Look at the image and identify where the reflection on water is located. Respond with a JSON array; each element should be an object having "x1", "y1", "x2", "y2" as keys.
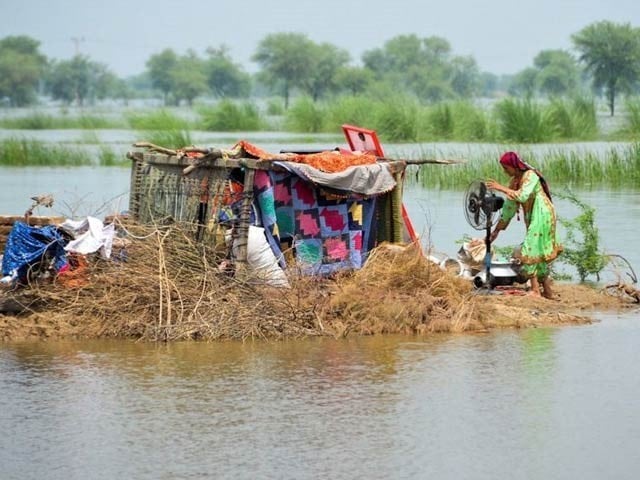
[{"x1": 2, "y1": 319, "x2": 640, "y2": 480}]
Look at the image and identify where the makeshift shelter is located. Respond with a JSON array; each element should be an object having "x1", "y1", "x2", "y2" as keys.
[{"x1": 126, "y1": 126, "x2": 412, "y2": 278}]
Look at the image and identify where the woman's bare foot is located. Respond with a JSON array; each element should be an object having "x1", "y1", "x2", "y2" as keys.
[
  {"x1": 529, "y1": 277, "x2": 542, "y2": 297},
  {"x1": 541, "y1": 276, "x2": 555, "y2": 299}
]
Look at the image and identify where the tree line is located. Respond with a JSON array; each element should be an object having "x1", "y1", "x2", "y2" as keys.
[{"x1": 1, "y1": 20, "x2": 639, "y2": 115}]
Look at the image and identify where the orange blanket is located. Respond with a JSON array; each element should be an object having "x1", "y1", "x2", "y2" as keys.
[{"x1": 236, "y1": 140, "x2": 377, "y2": 173}]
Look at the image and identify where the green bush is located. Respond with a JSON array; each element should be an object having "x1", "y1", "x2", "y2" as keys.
[
  {"x1": 0, "y1": 138, "x2": 91, "y2": 166},
  {"x1": 284, "y1": 97, "x2": 326, "y2": 133},
  {"x1": 494, "y1": 98, "x2": 555, "y2": 143},
  {"x1": 557, "y1": 192, "x2": 607, "y2": 281},
  {"x1": 197, "y1": 100, "x2": 263, "y2": 131},
  {"x1": 126, "y1": 109, "x2": 190, "y2": 131}
]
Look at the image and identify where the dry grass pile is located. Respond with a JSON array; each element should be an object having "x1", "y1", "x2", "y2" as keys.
[
  {"x1": 2, "y1": 226, "x2": 636, "y2": 342},
  {"x1": 326, "y1": 243, "x2": 482, "y2": 335},
  {"x1": 20, "y1": 223, "x2": 331, "y2": 341}
]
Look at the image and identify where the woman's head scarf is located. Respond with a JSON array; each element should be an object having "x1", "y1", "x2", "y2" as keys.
[{"x1": 499, "y1": 151, "x2": 552, "y2": 201}]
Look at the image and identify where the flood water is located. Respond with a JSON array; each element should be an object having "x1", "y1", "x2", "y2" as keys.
[
  {"x1": 2, "y1": 322, "x2": 640, "y2": 480},
  {"x1": 1, "y1": 133, "x2": 640, "y2": 479}
]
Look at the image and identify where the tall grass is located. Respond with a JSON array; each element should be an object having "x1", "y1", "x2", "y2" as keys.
[
  {"x1": 420, "y1": 103, "x2": 454, "y2": 140},
  {"x1": 0, "y1": 138, "x2": 92, "y2": 166},
  {"x1": 197, "y1": 100, "x2": 264, "y2": 131},
  {"x1": 265, "y1": 98, "x2": 285, "y2": 116},
  {"x1": 415, "y1": 143, "x2": 640, "y2": 189},
  {"x1": 623, "y1": 97, "x2": 640, "y2": 136},
  {"x1": 284, "y1": 97, "x2": 327, "y2": 133},
  {"x1": 0, "y1": 113, "x2": 119, "y2": 129},
  {"x1": 374, "y1": 96, "x2": 419, "y2": 142},
  {"x1": 126, "y1": 109, "x2": 191, "y2": 131},
  {"x1": 0, "y1": 96, "x2": 626, "y2": 142},
  {"x1": 125, "y1": 109, "x2": 193, "y2": 149},
  {"x1": 324, "y1": 94, "x2": 419, "y2": 141},
  {"x1": 98, "y1": 146, "x2": 128, "y2": 166},
  {"x1": 142, "y1": 130, "x2": 193, "y2": 149},
  {"x1": 546, "y1": 97, "x2": 597, "y2": 140},
  {"x1": 325, "y1": 96, "x2": 379, "y2": 133},
  {"x1": 494, "y1": 98, "x2": 555, "y2": 143}
]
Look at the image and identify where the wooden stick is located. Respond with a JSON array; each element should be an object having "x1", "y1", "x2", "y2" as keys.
[
  {"x1": 390, "y1": 158, "x2": 465, "y2": 165},
  {"x1": 132, "y1": 142, "x2": 178, "y2": 156}
]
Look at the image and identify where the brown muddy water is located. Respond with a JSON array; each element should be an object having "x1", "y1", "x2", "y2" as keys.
[
  {"x1": 2, "y1": 322, "x2": 640, "y2": 480},
  {"x1": 1, "y1": 137, "x2": 640, "y2": 479}
]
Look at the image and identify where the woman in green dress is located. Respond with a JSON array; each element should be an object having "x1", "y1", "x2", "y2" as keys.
[{"x1": 486, "y1": 151, "x2": 563, "y2": 299}]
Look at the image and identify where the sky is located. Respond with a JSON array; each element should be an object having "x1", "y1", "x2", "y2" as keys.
[{"x1": 1, "y1": 0, "x2": 639, "y2": 78}]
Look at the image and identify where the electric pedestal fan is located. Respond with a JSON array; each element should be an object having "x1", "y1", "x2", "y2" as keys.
[{"x1": 463, "y1": 181, "x2": 505, "y2": 290}]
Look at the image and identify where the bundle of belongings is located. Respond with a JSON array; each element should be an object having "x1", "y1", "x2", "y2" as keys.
[{"x1": 0, "y1": 215, "x2": 120, "y2": 290}]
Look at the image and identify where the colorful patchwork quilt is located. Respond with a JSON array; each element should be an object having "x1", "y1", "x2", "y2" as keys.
[{"x1": 254, "y1": 170, "x2": 377, "y2": 275}]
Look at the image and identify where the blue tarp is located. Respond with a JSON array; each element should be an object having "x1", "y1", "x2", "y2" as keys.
[{"x1": 1, "y1": 222, "x2": 67, "y2": 279}]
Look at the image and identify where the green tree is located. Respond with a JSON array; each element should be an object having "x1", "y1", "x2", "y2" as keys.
[
  {"x1": 146, "y1": 49, "x2": 179, "y2": 105},
  {"x1": 533, "y1": 49, "x2": 580, "y2": 97},
  {"x1": 572, "y1": 21, "x2": 640, "y2": 116},
  {"x1": 362, "y1": 34, "x2": 479, "y2": 102},
  {"x1": 46, "y1": 55, "x2": 114, "y2": 106},
  {"x1": 334, "y1": 66, "x2": 374, "y2": 95},
  {"x1": 449, "y1": 56, "x2": 480, "y2": 97},
  {"x1": 479, "y1": 72, "x2": 499, "y2": 97},
  {"x1": 406, "y1": 65, "x2": 454, "y2": 102},
  {"x1": 0, "y1": 35, "x2": 47, "y2": 106},
  {"x1": 171, "y1": 50, "x2": 208, "y2": 106},
  {"x1": 363, "y1": 34, "x2": 428, "y2": 75},
  {"x1": 301, "y1": 43, "x2": 350, "y2": 101},
  {"x1": 252, "y1": 32, "x2": 315, "y2": 109},
  {"x1": 509, "y1": 67, "x2": 538, "y2": 97},
  {"x1": 93, "y1": 65, "x2": 123, "y2": 101},
  {"x1": 205, "y1": 46, "x2": 251, "y2": 98}
]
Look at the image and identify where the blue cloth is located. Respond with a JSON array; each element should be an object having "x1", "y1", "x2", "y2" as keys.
[{"x1": 1, "y1": 222, "x2": 68, "y2": 278}]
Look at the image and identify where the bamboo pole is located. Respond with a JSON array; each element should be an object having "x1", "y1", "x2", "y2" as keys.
[{"x1": 391, "y1": 173, "x2": 404, "y2": 243}]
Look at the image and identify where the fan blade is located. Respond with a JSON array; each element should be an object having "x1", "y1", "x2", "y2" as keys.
[
  {"x1": 474, "y1": 206, "x2": 481, "y2": 226},
  {"x1": 468, "y1": 193, "x2": 479, "y2": 212}
]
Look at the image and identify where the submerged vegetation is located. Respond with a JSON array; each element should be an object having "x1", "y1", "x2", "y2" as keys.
[
  {"x1": 0, "y1": 113, "x2": 119, "y2": 130},
  {"x1": 1, "y1": 94, "x2": 639, "y2": 143},
  {"x1": 415, "y1": 143, "x2": 640, "y2": 189},
  {"x1": 0, "y1": 138, "x2": 125, "y2": 166}
]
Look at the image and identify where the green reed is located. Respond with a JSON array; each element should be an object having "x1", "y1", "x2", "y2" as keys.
[
  {"x1": 623, "y1": 98, "x2": 640, "y2": 136},
  {"x1": 546, "y1": 97, "x2": 597, "y2": 140},
  {"x1": 197, "y1": 100, "x2": 264, "y2": 131},
  {"x1": 265, "y1": 98, "x2": 285, "y2": 116},
  {"x1": 325, "y1": 96, "x2": 382, "y2": 134},
  {"x1": 494, "y1": 98, "x2": 556, "y2": 143},
  {"x1": 374, "y1": 97, "x2": 420, "y2": 142},
  {"x1": 0, "y1": 113, "x2": 119, "y2": 129},
  {"x1": 284, "y1": 97, "x2": 327, "y2": 133},
  {"x1": 141, "y1": 130, "x2": 193, "y2": 150},
  {"x1": 415, "y1": 143, "x2": 640, "y2": 189},
  {"x1": 419, "y1": 103, "x2": 454, "y2": 140},
  {"x1": 0, "y1": 138, "x2": 92, "y2": 166},
  {"x1": 126, "y1": 109, "x2": 191, "y2": 131},
  {"x1": 98, "y1": 146, "x2": 128, "y2": 166}
]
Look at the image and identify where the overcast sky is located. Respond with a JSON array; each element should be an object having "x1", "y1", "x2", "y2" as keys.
[{"x1": 2, "y1": 0, "x2": 639, "y2": 77}]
